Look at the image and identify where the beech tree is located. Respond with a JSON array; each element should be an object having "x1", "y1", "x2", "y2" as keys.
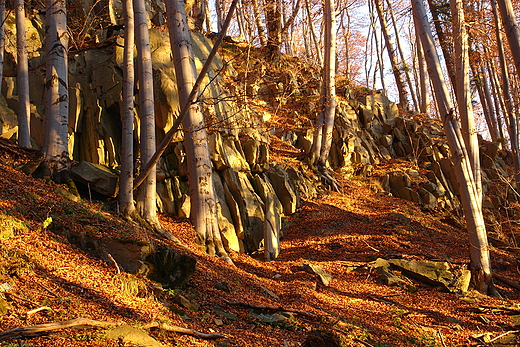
[
  {"x1": 134, "y1": 0, "x2": 158, "y2": 226},
  {"x1": 119, "y1": 0, "x2": 136, "y2": 218},
  {"x1": 412, "y1": 0, "x2": 495, "y2": 295},
  {"x1": 495, "y1": 0, "x2": 520, "y2": 192},
  {"x1": 15, "y1": 0, "x2": 30, "y2": 148},
  {"x1": 42, "y1": 0, "x2": 69, "y2": 180},
  {"x1": 165, "y1": 0, "x2": 232, "y2": 262},
  {"x1": 309, "y1": 0, "x2": 340, "y2": 192}
]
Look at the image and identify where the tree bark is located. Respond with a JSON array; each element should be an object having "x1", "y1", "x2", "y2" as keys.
[
  {"x1": 134, "y1": 0, "x2": 157, "y2": 223},
  {"x1": 416, "y1": 35, "x2": 430, "y2": 113},
  {"x1": 15, "y1": 0, "x2": 30, "y2": 148},
  {"x1": 119, "y1": 0, "x2": 136, "y2": 217},
  {"x1": 165, "y1": 0, "x2": 231, "y2": 262},
  {"x1": 494, "y1": 0, "x2": 520, "y2": 191},
  {"x1": 43, "y1": 0, "x2": 69, "y2": 180},
  {"x1": 0, "y1": 0, "x2": 5, "y2": 90},
  {"x1": 412, "y1": 0, "x2": 494, "y2": 295},
  {"x1": 451, "y1": 0, "x2": 481, "y2": 203},
  {"x1": 252, "y1": 0, "x2": 267, "y2": 46}
]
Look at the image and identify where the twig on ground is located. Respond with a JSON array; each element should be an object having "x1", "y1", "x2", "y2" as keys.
[
  {"x1": 362, "y1": 240, "x2": 380, "y2": 252},
  {"x1": 107, "y1": 253, "x2": 121, "y2": 274},
  {"x1": 438, "y1": 330, "x2": 447, "y2": 347},
  {"x1": 224, "y1": 300, "x2": 318, "y2": 318},
  {"x1": 143, "y1": 321, "x2": 224, "y2": 340},
  {"x1": 25, "y1": 306, "x2": 53, "y2": 318},
  {"x1": 0, "y1": 318, "x2": 118, "y2": 340}
]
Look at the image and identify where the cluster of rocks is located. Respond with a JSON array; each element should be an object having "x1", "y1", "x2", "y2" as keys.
[{"x1": 0, "y1": 5, "x2": 515, "y2": 262}]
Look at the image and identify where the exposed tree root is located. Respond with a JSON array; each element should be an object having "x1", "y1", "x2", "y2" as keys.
[
  {"x1": 143, "y1": 321, "x2": 225, "y2": 340},
  {"x1": 0, "y1": 318, "x2": 118, "y2": 340},
  {"x1": 317, "y1": 164, "x2": 341, "y2": 193}
]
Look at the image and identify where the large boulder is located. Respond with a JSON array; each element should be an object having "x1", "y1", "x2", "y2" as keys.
[{"x1": 71, "y1": 161, "x2": 119, "y2": 197}]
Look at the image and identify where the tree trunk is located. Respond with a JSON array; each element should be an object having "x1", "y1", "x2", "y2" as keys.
[
  {"x1": 165, "y1": 0, "x2": 231, "y2": 262},
  {"x1": 386, "y1": 0, "x2": 418, "y2": 111},
  {"x1": 412, "y1": 0, "x2": 495, "y2": 295},
  {"x1": 309, "y1": 0, "x2": 340, "y2": 192},
  {"x1": 373, "y1": 0, "x2": 409, "y2": 110},
  {"x1": 15, "y1": 0, "x2": 30, "y2": 148},
  {"x1": 119, "y1": 0, "x2": 136, "y2": 217},
  {"x1": 265, "y1": 0, "x2": 282, "y2": 52},
  {"x1": 0, "y1": 0, "x2": 5, "y2": 89},
  {"x1": 304, "y1": 0, "x2": 322, "y2": 65},
  {"x1": 494, "y1": 0, "x2": 520, "y2": 190},
  {"x1": 450, "y1": 0, "x2": 481, "y2": 203},
  {"x1": 43, "y1": 0, "x2": 69, "y2": 180},
  {"x1": 134, "y1": 0, "x2": 157, "y2": 224},
  {"x1": 252, "y1": 0, "x2": 267, "y2": 46},
  {"x1": 416, "y1": 35, "x2": 430, "y2": 113}
]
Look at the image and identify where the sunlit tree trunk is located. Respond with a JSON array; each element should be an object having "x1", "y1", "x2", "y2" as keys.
[
  {"x1": 451, "y1": 0, "x2": 481, "y2": 203},
  {"x1": 43, "y1": 0, "x2": 69, "y2": 180},
  {"x1": 386, "y1": 0, "x2": 418, "y2": 110},
  {"x1": 305, "y1": 0, "x2": 322, "y2": 65},
  {"x1": 0, "y1": 0, "x2": 5, "y2": 88},
  {"x1": 412, "y1": 0, "x2": 495, "y2": 295},
  {"x1": 309, "y1": 0, "x2": 340, "y2": 192},
  {"x1": 134, "y1": 0, "x2": 157, "y2": 224},
  {"x1": 119, "y1": 0, "x2": 136, "y2": 217},
  {"x1": 252, "y1": 0, "x2": 267, "y2": 46},
  {"x1": 493, "y1": 0, "x2": 520, "y2": 189},
  {"x1": 416, "y1": 35, "x2": 430, "y2": 113},
  {"x1": 165, "y1": 0, "x2": 231, "y2": 262},
  {"x1": 15, "y1": 0, "x2": 30, "y2": 148},
  {"x1": 373, "y1": 0, "x2": 409, "y2": 110},
  {"x1": 265, "y1": 0, "x2": 282, "y2": 52}
]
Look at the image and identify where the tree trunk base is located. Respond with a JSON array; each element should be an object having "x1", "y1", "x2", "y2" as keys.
[{"x1": 317, "y1": 165, "x2": 341, "y2": 192}]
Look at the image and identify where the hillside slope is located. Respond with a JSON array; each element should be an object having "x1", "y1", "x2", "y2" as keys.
[{"x1": 1, "y1": 135, "x2": 520, "y2": 347}]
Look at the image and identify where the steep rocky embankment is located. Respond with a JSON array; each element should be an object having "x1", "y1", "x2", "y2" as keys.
[{"x1": 1, "y1": 4, "x2": 520, "y2": 345}]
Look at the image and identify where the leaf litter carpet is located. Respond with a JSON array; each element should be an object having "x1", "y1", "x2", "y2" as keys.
[{"x1": 0, "y1": 138, "x2": 520, "y2": 346}]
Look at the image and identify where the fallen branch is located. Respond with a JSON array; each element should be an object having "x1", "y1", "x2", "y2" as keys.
[
  {"x1": 494, "y1": 274, "x2": 520, "y2": 291},
  {"x1": 224, "y1": 300, "x2": 318, "y2": 318},
  {"x1": 0, "y1": 318, "x2": 118, "y2": 340},
  {"x1": 143, "y1": 321, "x2": 224, "y2": 340}
]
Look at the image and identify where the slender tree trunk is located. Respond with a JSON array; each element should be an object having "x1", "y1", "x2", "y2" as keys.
[
  {"x1": 416, "y1": 35, "x2": 430, "y2": 113},
  {"x1": 265, "y1": 0, "x2": 282, "y2": 52},
  {"x1": 165, "y1": 0, "x2": 231, "y2": 262},
  {"x1": 0, "y1": 0, "x2": 5, "y2": 89},
  {"x1": 412, "y1": 0, "x2": 495, "y2": 295},
  {"x1": 480, "y1": 65, "x2": 500, "y2": 141},
  {"x1": 305, "y1": 0, "x2": 322, "y2": 66},
  {"x1": 119, "y1": 0, "x2": 136, "y2": 217},
  {"x1": 427, "y1": 0, "x2": 456, "y2": 86},
  {"x1": 15, "y1": 0, "x2": 30, "y2": 148},
  {"x1": 386, "y1": 0, "x2": 418, "y2": 111},
  {"x1": 487, "y1": 62, "x2": 506, "y2": 141},
  {"x1": 451, "y1": 0, "x2": 481, "y2": 203},
  {"x1": 215, "y1": 0, "x2": 223, "y2": 31},
  {"x1": 252, "y1": 0, "x2": 267, "y2": 46},
  {"x1": 472, "y1": 65, "x2": 498, "y2": 142},
  {"x1": 491, "y1": 0, "x2": 520, "y2": 194},
  {"x1": 134, "y1": 0, "x2": 157, "y2": 224},
  {"x1": 309, "y1": 0, "x2": 340, "y2": 192},
  {"x1": 43, "y1": 0, "x2": 69, "y2": 180},
  {"x1": 373, "y1": 0, "x2": 409, "y2": 110}
]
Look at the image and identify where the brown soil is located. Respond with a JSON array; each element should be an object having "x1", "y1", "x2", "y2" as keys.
[{"x1": 0, "y1": 136, "x2": 520, "y2": 347}]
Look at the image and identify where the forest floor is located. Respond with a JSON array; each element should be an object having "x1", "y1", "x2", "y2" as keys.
[{"x1": 1, "y1": 136, "x2": 520, "y2": 347}]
